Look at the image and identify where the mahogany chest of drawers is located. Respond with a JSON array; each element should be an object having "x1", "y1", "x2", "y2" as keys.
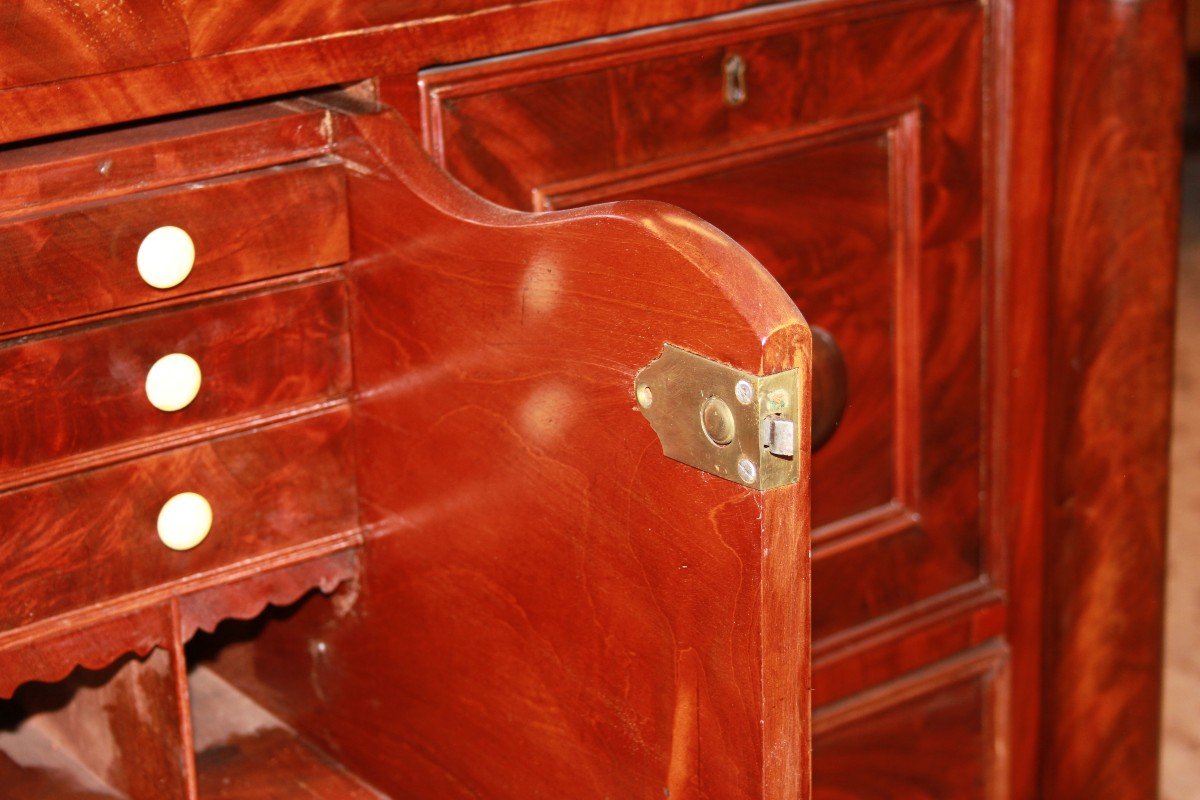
[{"x1": 0, "y1": 2, "x2": 1182, "y2": 799}]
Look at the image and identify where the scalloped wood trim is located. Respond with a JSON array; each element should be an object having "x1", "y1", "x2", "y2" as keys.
[
  {"x1": 0, "y1": 543, "x2": 360, "y2": 700},
  {"x1": 179, "y1": 548, "x2": 359, "y2": 641},
  {"x1": 0, "y1": 604, "x2": 170, "y2": 700}
]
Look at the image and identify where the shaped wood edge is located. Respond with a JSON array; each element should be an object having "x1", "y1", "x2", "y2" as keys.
[
  {"x1": 0, "y1": 548, "x2": 360, "y2": 700},
  {"x1": 332, "y1": 105, "x2": 809, "y2": 369},
  {"x1": 327, "y1": 101, "x2": 813, "y2": 798}
]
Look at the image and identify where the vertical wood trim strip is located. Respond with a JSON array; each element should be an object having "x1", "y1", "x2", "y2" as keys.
[
  {"x1": 1044, "y1": 0, "x2": 1183, "y2": 796},
  {"x1": 1004, "y1": 0, "x2": 1058, "y2": 795},
  {"x1": 169, "y1": 598, "x2": 200, "y2": 800},
  {"x1": 891, "y1": 110, "x2": 924, "y2": 511},
  {"x1": 762, "y1": 322, "x2": 814, "y2": 800}
]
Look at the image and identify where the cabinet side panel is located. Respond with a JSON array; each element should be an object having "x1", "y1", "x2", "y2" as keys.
[{"x1": 1044, "y1": 0, "x2": 1183, "y2": 796}]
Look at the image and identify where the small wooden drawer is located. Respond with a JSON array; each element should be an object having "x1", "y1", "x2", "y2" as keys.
[
  {"x1": 421, "y1": 27, "x2": 810, "y2": 209},
  {"x1": 0, "y1": 277, "x2": 350, "y2": 482},
  {"x1": 0, "y1": 407, "x2": 356, "y2": 631},
  {"x1": 0, "y1": 161, "x2": 348, "y2": 334}
]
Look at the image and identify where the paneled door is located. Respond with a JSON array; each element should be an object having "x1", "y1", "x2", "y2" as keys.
[{"x1": 413, "y1": 1, "x2": 1008, "y2": 794}]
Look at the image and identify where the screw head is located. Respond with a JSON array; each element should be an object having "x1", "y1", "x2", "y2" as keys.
[
  {"x1": 637, "y1": 385, "x2": 654, "y2": 408},
  {"x1": 735, "y1": 379, "x2": 754, "y2": 405},
  {"x1": 737, "y1": 457, "x2": 758, "y2": 484}
]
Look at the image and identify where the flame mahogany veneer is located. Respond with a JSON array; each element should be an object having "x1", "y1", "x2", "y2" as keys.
[{"x1": 0, "y1": 1, "x2": 1182, "y2": 799}]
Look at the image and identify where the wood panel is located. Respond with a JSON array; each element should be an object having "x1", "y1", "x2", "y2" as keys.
[
  {"x1": 1189, "y1": 0, "x2": 1200, "y2": 52},
  {"x1": 537, "y1": 120, "x2": 985, "y2": 642},
  {"x1": 0, "y1": 101, "x2": 330, "y2": 217},
  {"x1": 419, "y1": 0, "x2": 992, "y2": 663},
  {"x1": 196, "y1": 106, "x2": 812, "y2": 800},
  {"x1": 0, "y1": 279, "x2": 350, "y2": 482},
  {"x1": 812, "y1": 586, "x2": 1004, "y2": 707},
  {"x1": 0, "y1": 0, "x2": 950, "y2": 146},
  {"x1": 0, "y1": 549, "x2": 359, "y2": 702},
  {"x1": 0, "y1": 407, "x2": 357, "y2": 631},
  {"x1": 175, "y1": 0, "x2": 763, "y2": 56},
  {"x1": 0, "y1": 0, "x2": 771, "y2": 94},
  {"x1": 0, "y1": 1, "x2": 1179, "y2": 796},
  {"x1": 1001, "y1": 0, "x2": 1053, "y2": 794},
  {"x1": 539, "y1": 126, "x2": 904, "y2": 533},
  {"x1": 189, "y1": 668, "x2": 383, "y2": 799},
  {"x1": 0, "y1": 1, "x2": 189, "y2": 91},
  {"x1": 0, "y1": 605, "x2": 171, "y2": 702},
  {"x1": 1043, "y1": 0, "x2": 1184, "y2": 797},
  {"x1": 812, "y1": 646, "x2": 1006, "y2": 799},
  {"x1": 0, "y1": 163, "x2": 348, "y2": 335},
  {"x1": 8, "y1": 646, "x2": 194, "y2": 799}
]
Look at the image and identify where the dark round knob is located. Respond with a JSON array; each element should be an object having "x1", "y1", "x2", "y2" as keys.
[{"x1": 811, "y1": 325, "x2": 847, "y2": 452}]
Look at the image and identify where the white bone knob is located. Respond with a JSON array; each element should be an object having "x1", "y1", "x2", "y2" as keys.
[
  {"x1": 145, "y1": 353, "x2": 201, "y2": 412},
  {"x1": 157, "y1": 492, "x2": 212, "y2": 551},
  {"x1": 137, "y1": 226, "x2": 195, "y2": 289}
]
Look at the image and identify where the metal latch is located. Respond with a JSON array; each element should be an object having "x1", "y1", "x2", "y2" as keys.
[{"x1": 634, "y1": 343, "x2": 801, "y2": 490}]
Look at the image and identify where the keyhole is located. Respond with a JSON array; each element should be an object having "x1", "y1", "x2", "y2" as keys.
[{"x1": 723, "y1": 54, "x2": 747, "y2": 107}]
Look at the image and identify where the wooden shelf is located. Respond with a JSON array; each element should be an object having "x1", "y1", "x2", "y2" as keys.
[
  {"x1": 0, "y1": 726, "x2": 120, "y2": 799},
  {"x1": 0, "y1": 648, "x2": 382, "y2": 799},
  {"x1": 191, "y1": 668, "x2": 385, "y2": 799}
]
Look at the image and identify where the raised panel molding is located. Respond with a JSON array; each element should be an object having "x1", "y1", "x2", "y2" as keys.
[
  {"x1": 812, "y1": 643, "x2": 1009, "y2": 799},
  {"x1": 416, "y1": 0, "x2": 1006, "y2": 779},
  {"x1": 440, "y1": 88, "x2": 988, "y2": 649}
]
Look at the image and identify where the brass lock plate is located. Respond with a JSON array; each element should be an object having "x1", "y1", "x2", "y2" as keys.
[{"x1": 634, "y1": 343, "x2": 801, "y2": 490}]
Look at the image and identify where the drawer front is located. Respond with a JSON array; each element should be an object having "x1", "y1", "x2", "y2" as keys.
[
  {"x1": 426, "y1": 44, "x2": 769, "y2": 210},
  {"x1": 0, "y1": 162, "x2": 348, "y2": 334},
  {"x1": 0, "y1": 407, "x2": 356, "y2": 630},
  {"x1": 0, "y1": 278, "x2": 350, "y2": 481},
  {"x1": 813, "y1": 652, "x2": 1004, "y2": 799}
]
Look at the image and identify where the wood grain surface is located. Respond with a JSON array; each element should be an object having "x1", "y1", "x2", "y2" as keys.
[
  {"x1": 0, "y1": 0, "x2": 945, "y2": 146},
  {"x1": 812, "y1": 646, "x2": 1006, "y2": 798},
  {"x1": 0, "y1": 278, "x2": 350, "y2": 483},
  {"x1": 0, "y1": 1, "x2": 1181, "y2": 795},
  {"x1": 417, "y1": 8, "x2": 1002, "y2": 779},
  {"x1": 1000, "y1": 1, "x2": 1055, "y2": 794},
  {"x1": 195, "y1": 725, "x2": 385, "y2": 799},
  {"x1": 0, "y1": 101, "x2": 331, "y2": 217},
  {"x1": 0, "y1": 1, "x2": 189, "y2": 91},
  {"x1": 190, "y1": 667, "x2": 383, "y2": 799},
  {"x1": 1043, "y1": 1, "x2": 1183, "y2": 797},
  {"x1": 8, "y1": 647, "x2": 193, "y2": 799},
  {"x1": 0, "y1": 162, "x2": 348, "y2": 335},
  {"x1": 195, "y1": 106, "x2": 813, "y2": 800},
  {"x1": 0, "y1": 407, "x2": 357, "y2": 631}
]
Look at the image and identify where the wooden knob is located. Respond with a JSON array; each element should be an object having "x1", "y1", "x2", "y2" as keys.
[
  {"x1": 157, "y1": 492, "x2": 212, "y2": 551},
  {"x1": 811, "y1": 325, "x2": 848, "y2": 452},
  {"x1": 145, "y1": 353, "x2": 202, "y2": 412},
  {"x1": 137, "y1": 226, "x2": 195, "y2": 289}
]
